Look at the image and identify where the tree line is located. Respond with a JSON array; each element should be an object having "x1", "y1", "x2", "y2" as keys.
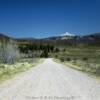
[
  {"x1": 0, "y1": 39, "x2": 60, "y2": 64},
  {"x1": 18, "y1": 44, "x2": 60, "y2": 58}
]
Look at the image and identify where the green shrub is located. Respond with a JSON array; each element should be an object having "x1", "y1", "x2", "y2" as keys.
[
  {"x1": 66, "y1": 57, "x2": 71, "y2": 61},
  {"x1": 60, "y1": 57, "x2": 65, "y2": 62},
  {"x1": 40, "y1": 50, "x2": 48, "y2": 58}
]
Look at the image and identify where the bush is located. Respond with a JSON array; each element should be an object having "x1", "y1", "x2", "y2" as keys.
[
  {"x1": 66, "y1": 57, "x2": 71, "y2": 61},
  {"x1": 55, "y1": 54, "x2": 58, "y2": 58},
  {"x1": 40, "y1": 50, "x2": 48, "y2": 58},
  {"x1": 95, "y1": 66, "x2": 100, "y2": 75},
  {"x1": 55, "y1": 48, "x2": 60, "y2": 53},
  {"x1": 60, "y1": 57, "x2": 65, "y2": 62},
  {"x1": 83, "y1": 57, "x2": 88, "y2": 61},
  {"x1": 63, "y1": 48, "x2": 66, "y2": 52}
]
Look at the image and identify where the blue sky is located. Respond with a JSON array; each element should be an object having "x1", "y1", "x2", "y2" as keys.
[{"x1": 0, "y1": 0, "x2": 100, "y2": 38}]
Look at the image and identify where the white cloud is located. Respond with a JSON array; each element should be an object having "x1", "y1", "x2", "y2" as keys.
[{"x1": 60, "y1": 32, "x2": 75, "y2": 36}]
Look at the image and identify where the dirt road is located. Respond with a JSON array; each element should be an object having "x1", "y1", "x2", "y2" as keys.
[{"x1": 0, "y1": 58, "x2": 100, "y2": 100}]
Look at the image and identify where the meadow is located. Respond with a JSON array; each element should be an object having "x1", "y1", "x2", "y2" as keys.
[{"x1": 54, "y1": 47, "x2": 100, "y2": 77}]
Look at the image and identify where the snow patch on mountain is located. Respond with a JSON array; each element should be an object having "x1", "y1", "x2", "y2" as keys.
[{"x1": 60, "y1": 32, "x2": 75, "y2": 37}]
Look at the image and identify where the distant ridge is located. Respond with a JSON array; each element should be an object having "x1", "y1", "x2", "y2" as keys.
[
  {"x1": 0, "y1": 32, "x2": 100, "y2": 46},
  {"x1": 16, "y1": 37, "x2": 36, "y2": 41},
  {"x1": 0, "y1": 33, "x2": 10, "y2": 39},
  {"x1": 44, "y1": 32, "x2": 75, "y2": 40}
]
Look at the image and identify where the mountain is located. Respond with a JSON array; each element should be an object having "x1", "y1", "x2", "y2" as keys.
[
  {"x1": 16, "y1": 37, "x2": 36, "y2": 41},
  {"x1": 0, "y1": 32, "x2": 76, "y2": 41},
  {"x1": 0, "y1": 33, "x2": 10, "y2": 39},
  {"x1": 79, "y1": 33, "x2": 100, "y2": 44},
  {"x1": 0, "y1": 32, "x2": 100, "y2": 46},
  {"x1": 0, "y1": 33, "x2": 13, "y2": 43},
  {"x1": 44, "y1": 32, "x2": 75, "y2": 40},
  {"x1": 44, "y1": 32, "x2": 100, "y2": 46},
  {"x1": 0, "y1": 33, "x2": 36, "y2": 44},
  {"x1": 60, "y1": 32, "x2": 75, "y2": 37}
]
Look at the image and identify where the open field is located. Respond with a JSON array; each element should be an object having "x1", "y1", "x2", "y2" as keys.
[{"x1": 54, "y1": 47, "x2": 100, "y2": 77}]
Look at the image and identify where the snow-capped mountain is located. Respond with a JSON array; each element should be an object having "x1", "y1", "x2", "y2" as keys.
[
  {"x1": 60, "y1": 32, "x2": 75, "y2": 37},
  {"x1": 44, "y1": 32, "x2": 75, "y2": 40}
]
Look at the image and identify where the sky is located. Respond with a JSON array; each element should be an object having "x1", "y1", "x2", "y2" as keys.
[{"x1": 0, "y1": 0, "x2": 100, "y2": 38}]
